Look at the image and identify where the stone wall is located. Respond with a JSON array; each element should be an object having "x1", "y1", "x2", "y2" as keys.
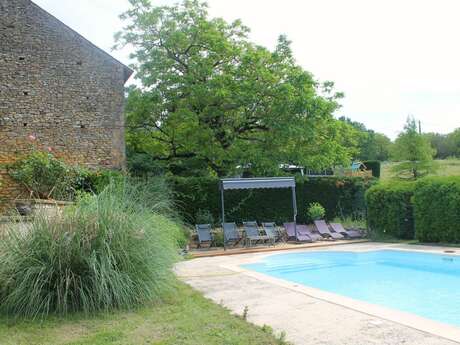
[{"x1": 0, "y1": 0, "x2": 132, "y2": 211}]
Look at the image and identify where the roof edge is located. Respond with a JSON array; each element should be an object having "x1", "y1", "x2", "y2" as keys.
[
  {"x1": 30, "y1": 0, "x2": 133, "y2": 83},
  {"x1": 220, "y1": 177, "x2": 296, "y2": 190}
]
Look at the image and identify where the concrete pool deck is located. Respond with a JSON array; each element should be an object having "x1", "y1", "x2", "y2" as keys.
[{"x1": 176, "y1": 242, "x2": 460, "y2": 345}]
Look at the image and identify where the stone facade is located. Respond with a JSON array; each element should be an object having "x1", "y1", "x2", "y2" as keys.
[{"x1": 0, "y1": 0, "x2": 132, "y2": 210}]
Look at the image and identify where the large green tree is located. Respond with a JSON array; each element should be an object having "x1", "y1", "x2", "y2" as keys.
[
  {"x1": 447, "y1": 128, "x2": 460, "y2": 157},
  {"x1": 390, "y1": 117, "x2": 437, "y2": 179},
  {"x1": 117, "y1": 0, "x2": 357, "y2": 176},
  {"x1": 339, "y1": 117, "x2": 392, "y2": 161},
  {"x1": 424, "y1": 132, "x2": 451, "y2": 159},
  {"x1": 424, "y1": 128, "x2": 460, "y2": 159},
  {"x1": 372, "y1": 133, "x2": 393, "y2": 161}
]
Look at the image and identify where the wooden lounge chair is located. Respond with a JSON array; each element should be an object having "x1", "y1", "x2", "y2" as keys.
[
  {"x1": 283, "y1": 222, "x2": 312, "y2": 242},
  {"x1": 243, "y1": 221, "x2": 272, "y2": 247},
  {"x1": 222, "y1": 222, "x2": 242, "y2": 249},
  {"x1": 195, "y1": 224, "x2": 213, "y2": 248},
  {"x1": 329, "y1": 223, "x2": 362, "y2": 239},
  {"x1": 314, "y1": 220, "x2": 344, "y2": 240}
]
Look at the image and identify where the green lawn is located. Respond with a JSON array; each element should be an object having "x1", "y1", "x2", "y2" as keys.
[
  {"x1": 0, "y1": 283, "x2": 287, "y2": 345},
  {"x1": 381, "y1": 158, "x2": 460, "y2": 180}
]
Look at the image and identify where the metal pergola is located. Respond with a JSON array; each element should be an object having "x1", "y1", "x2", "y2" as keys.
[{"x1": 219, "y1": 177, "x2": 298, "y2": 237}]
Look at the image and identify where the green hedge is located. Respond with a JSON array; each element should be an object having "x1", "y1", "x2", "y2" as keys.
[
  {"x1": 365, "y1": 181, "x2": 415, "y2": 239},
  {"x1": 363, "y1": 160, "x2": 381, "y2": 178},
  {"x1": 413, "y1": 177, "x2": 460, "y2": 243},
  {"x1": 168, "y1": 176, "x2": 376, "y2": 225}
]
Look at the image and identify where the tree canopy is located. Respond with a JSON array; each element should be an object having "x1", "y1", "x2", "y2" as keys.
[
  {"x1": 390, "y1": 117, "x2": 437, "y2": 179},
  {"x1": 424, "y1": 129, "x2": 460, "y2": 159},
  {"x1": 117, "y1": 0, "x2": 359, "y2": 176},
  {"x1": 339, "y1": 117, "x2": 392, "y2": 161}
]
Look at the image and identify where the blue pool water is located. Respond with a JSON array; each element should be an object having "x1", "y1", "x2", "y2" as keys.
[{"x1": 243, "y1": 250, "x2": 460, "y2": 326}]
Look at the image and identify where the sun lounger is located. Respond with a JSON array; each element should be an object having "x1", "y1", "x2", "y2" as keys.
[
  {"x1": 314, "y1": 220, "x2": 344, "y2": 240},
  {"x1": 262, "y1": 222, "x2": 281, "y2": 244},
  {"x1": 299, "y1": 224, "x2": 323, "y2": 241},
  {"x1": 222, "y1": 222, "x2": 242, "y2": 249},
  {"x1": 243, "y1": 221, "x2": 271, "y2": 247},
  {"x1": 283, "y1": 222, "x2": 312, "y2": 242},
  {"x1": 195, "y1": 224, "x2": 213, "y2": 248},
  {"x1": 329, "y1": 223, "x2": 362, "y2": 239}
]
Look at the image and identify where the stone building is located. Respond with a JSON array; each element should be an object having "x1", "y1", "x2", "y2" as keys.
[{"x1": 0, "y1": 0, "x2": 133, "y2": 210}]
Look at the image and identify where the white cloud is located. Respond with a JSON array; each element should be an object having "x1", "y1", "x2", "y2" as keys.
[{"x1": 32, "y1": 0, "x2": 460, "y2": 138}]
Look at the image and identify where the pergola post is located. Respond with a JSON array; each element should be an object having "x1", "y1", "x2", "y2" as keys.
[
  {"x1": 292, "y1": 185, "x2": 298, "y2": 239},
  {"x1": 220, "y1": 182, "x2": 226, "y2": 250},
  {"x1": 220, "y1": 182, "x2": 225, "y2": 224}
]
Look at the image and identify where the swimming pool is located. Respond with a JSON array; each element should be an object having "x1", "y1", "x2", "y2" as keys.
[{"x1": 243, "y1": 250, "x2": 460, "y2": 327}]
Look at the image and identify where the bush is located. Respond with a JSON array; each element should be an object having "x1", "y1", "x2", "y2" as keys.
[
  {"x1": 8, "y1": 151, "x2": 85, "y2": 200},
  {"x1": 365, "y1": 181, "x2": 415, "y2": 239},
  {"x1": 169, "y1": 176, "x2": 376, "y2": 225},
  {"x1": 7, "y1": 151, "x2": 127, "y2": 201},
  {"x1": 413, "y1": 177, "x2": 460, "y2": 243},
  {"x1": 0, "y1": 179, "x2": 184, "y2": 317},
  {"x1": 307, "y1": 202, "x2": 325, "y2": 221},
  {"x1": 212, "y1": 230, "x2": 224, "y2": 247},
  {"x1": 363, "y1": 160, "x2": 381, "y2": 178}
]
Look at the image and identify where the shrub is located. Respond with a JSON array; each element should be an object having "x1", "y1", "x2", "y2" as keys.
[
  {"x1": 7, "y1": 150, "x2": 129, "y2": 201},
  {"x1": 363, "y1": 160, "x2": 381, "y2": 178},
  {"x1": 413, "y1": 177, "x2": 460, "y2": 243},
  {"x1": 307, "y1": 202, "x2": 325, "y2": 221},
  {"x1": 8, "y1": 151, "x2": 85, "y2": 200},
  {"x1": 0, "y1": 179, "x2": 183, "y2": 317},
  {"x1": 212, "y1": 230, "x2": 224, "y2": 247},
  {"x1": 365, "y1": 181, "x2": 415, "y2": 239},
  {"x1": 168, "y1": 176, "x2": 376, "y2": 225}
]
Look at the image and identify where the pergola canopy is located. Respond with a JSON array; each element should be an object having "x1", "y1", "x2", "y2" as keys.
[
  {"x1": 220, "y1": 177, "x2": 296, "y2": 190},
  {"x1": 219, "y1": 177, "x2": 298, "y2": 239}
]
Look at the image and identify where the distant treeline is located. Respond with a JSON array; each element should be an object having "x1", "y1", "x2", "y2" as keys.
[
  {"x1": 340, "y1": 117, "x2": 460, "y2": 162},
  {"x1": 424, "y1": 130, "x2": 460, "y2": 159}
]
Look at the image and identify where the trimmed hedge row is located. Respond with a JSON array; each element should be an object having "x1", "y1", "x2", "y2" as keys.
[
  {"x1": 365, "y1": 182, "x2": 415, "y2": 239},
  {"x1": 168, "y1": 176, "x2": 376, "y2": 225},
  {"x1": 414, "y1": 177, "x2": 460, "y2": 243},
  {"x1": 366, "y1": 176, "x2": 460, "y2": 243}
]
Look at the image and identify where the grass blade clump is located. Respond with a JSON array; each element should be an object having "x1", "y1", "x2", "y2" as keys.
[{"x1": 0, "y1": 179, "x2": 183, "y2": 318}]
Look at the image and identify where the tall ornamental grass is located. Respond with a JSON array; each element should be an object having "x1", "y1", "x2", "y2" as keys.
[{"x1": 0, "y1": 179, "x2": 185, "y2": 318}]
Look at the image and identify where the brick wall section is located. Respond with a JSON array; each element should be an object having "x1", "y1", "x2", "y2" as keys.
[{"x1": 0, "y1": 0, "x2": 132, "y2": 211}]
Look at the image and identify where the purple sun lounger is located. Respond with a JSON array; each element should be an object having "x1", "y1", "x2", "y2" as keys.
[
  {"x1": 314, "y1": 220, "x2": 344, "y2": 240},
  {"x1": 301, "y1": 224, "x2": 324, "y2": 241},
  {"x1": 283, "y1": 222, "x2": 312, "y2": 242},
  {"x1": 330, "y1": 223, "x2": 362, "y2": 239}
]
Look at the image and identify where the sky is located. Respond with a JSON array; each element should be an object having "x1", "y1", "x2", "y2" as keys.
[{"x1": 33, "y1": 0, "x2": 460, "y2": 139}]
